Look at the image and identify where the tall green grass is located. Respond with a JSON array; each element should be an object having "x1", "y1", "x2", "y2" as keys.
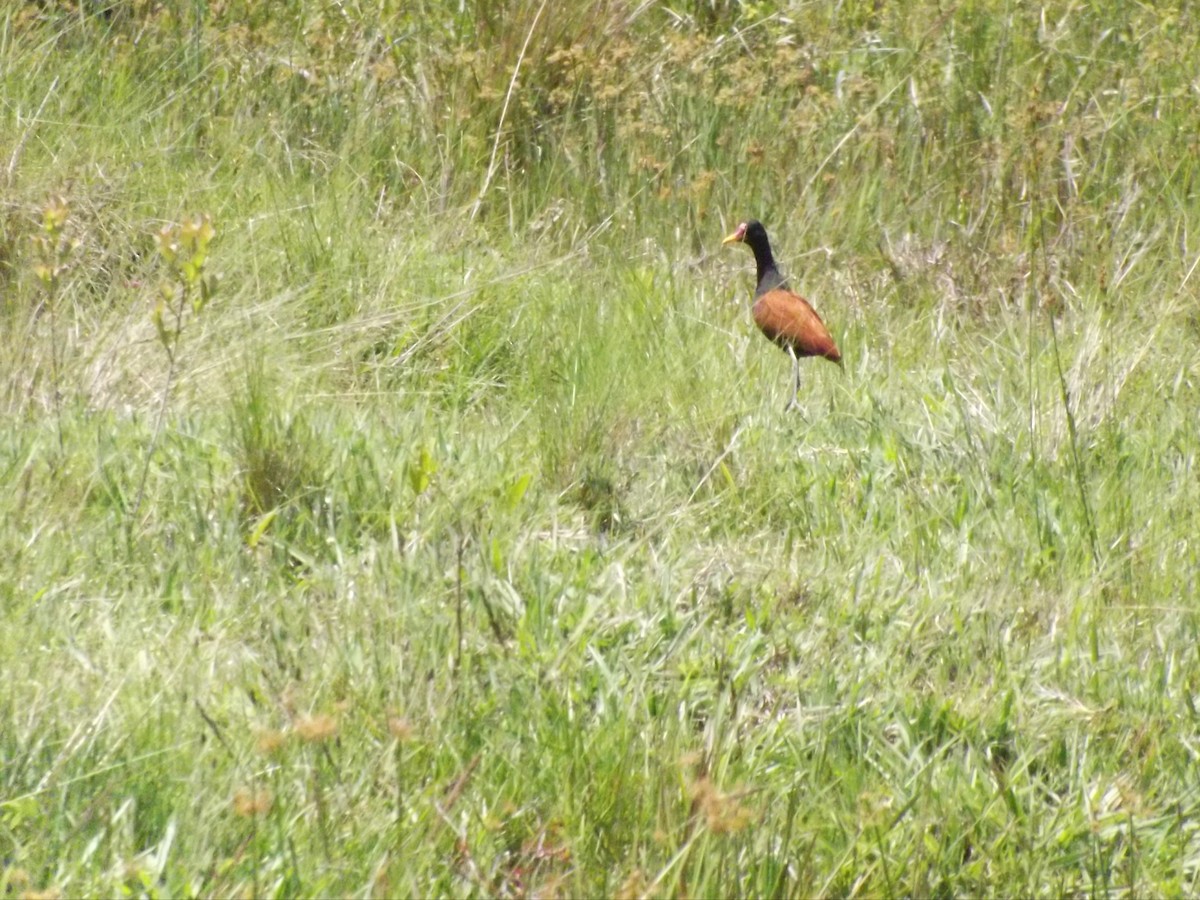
[{"x1": 2, "y1": 1, "x2": 1199, "y2": 896}]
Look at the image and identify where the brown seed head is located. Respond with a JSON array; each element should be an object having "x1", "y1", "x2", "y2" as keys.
[{"x1": 294, "y1": 713, "x2": 339, "y2": 743}]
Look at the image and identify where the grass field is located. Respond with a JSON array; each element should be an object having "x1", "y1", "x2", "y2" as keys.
[{"x1": 2, "y1": 1, "x2": 1200, "y2": 896}]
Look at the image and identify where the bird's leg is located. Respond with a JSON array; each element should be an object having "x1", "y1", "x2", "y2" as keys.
[{"x1": 784, "y1": 346, "x2": 802, "y2": 413}]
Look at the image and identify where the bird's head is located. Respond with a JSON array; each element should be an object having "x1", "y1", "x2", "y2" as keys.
[{"x1": 722, "y1": 220, "x2": 767, "y2": 247}]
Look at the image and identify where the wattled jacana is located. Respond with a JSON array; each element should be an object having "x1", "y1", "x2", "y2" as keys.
[{"x1": 723, "y1": 220, "x2": 841, "y2": 410}]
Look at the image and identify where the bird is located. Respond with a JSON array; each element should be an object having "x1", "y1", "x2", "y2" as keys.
[{"x1": 722, "y1": 219, "x2": 841, "y2": 411}]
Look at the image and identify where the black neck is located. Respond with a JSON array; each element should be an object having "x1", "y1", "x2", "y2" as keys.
[
  {"x1": 748, "y1": 247, "x2": 787, "y2": 296},
  {"x1": 748, "y1": 236, "x2": 788, "y2": 295}
]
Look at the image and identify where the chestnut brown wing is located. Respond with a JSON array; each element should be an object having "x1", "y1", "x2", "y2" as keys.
[{"x1": 752, "y1": 289, "x2": 841, "y2": 363}]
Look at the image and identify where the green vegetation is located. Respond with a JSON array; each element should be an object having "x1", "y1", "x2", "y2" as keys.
[{"x1": 3, "y1": 1, "x2": 1199, "y2": 895}]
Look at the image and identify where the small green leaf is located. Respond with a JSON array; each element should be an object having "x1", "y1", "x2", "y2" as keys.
[
  {"x1": 246, "y1": 509, "x2": 278, "y2": 549},
  {"x1": 42, "y1": 197, "x2": 69, "y2": 235},
  {"x1": 182, "y1": 259, "x2": 201, "y2": 285},
  {"x1": 1, "y1": 796, "x2": 40, "y2": 828},
  {"x1": 407, "y1": 447, "x2": 436, "y2": 496},
  {"x1": 719, "y1": 461, "x2": 736, "y2": 491},
  {"x1": 504, "y1": 473, "x2": 532, "y2": 509},
  {"x1": 200, "y1": 273, "x2": 219, "y2": 302},
  {"x1": 152, "y1": 300, "x2": 171, "y2": 348},
  {"x1": 154, "y1": 226, "x2": 177, "y2": 263}
]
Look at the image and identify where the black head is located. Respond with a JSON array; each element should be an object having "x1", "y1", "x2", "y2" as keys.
[
  {"x1": 722, "y1": 219, "x2": 785, "y2": 294},
  {"x1": 721, "y1": 219, "x2": 770, "y2": 250}
]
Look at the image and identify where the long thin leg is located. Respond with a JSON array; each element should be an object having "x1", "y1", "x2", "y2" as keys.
[
  {"x1": 793, "y1": 350, "x2": 801, "y2": 406},
  {"x1": 785, "y1": 346, "x2": 801, "y2": 412}
]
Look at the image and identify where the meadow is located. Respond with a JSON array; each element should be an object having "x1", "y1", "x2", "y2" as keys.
[{"x1": 2, "y1": 1, "x2": 1199, "y2": 896}]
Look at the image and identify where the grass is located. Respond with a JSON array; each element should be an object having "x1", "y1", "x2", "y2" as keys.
[{"x1": 2, "y1": 0, "x2": 1200, "y2": 896}]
